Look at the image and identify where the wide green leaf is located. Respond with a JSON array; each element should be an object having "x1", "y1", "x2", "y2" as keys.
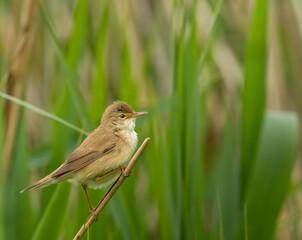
[{"x1": 237, "y1": 112, "x2": 299, "y2": 240}]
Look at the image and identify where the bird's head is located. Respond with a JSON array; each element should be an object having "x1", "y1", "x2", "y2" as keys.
[{"x1": 100, "y1": 101, "x2": 147, "y2": 131}]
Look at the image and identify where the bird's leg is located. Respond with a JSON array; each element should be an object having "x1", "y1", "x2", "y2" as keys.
[
  {"x1": 121, "y1": 166, "x2": 133, "y2": 177},
  {"x1": 81, "y1": 184, "x2": 95, "y2": 214}
]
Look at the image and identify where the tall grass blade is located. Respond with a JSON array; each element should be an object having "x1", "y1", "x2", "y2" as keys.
[
  {"x1": 0, "y1": 92, "x2": 88, "y2": 135},
  {"x1": 32, "y1": 183, "x2": 71, "y2": 240},
  {"x1": 41, "y1": 1, "x2": 94, "y2": 131},
  {"x1": 149, "y1": 115, "x2": 174, "y2": 240},
  {"x1": 196, "y1": 0, "x2": 224, "y2": 80},
  {"x1": 0, "y1": 91, "x2": 3, "y2": 239},
  {"x1": 240, "y1": 0, "x2": 269, "y2": 200},
  {"x1": 244, "y1": 203, "x2": 248, "y2": 240},
  {"x1": 119, "y1": 41, "x2": 137, "y2": 107},
  {"x1": 171, "y1": 13, "x2": 185, "y2": 238},
  {"x1": 3, "y1": 111, "x2": 35, "y2": 240},
  {"x1": 217, "y1": 188, "x2": 224, "y2": 240},
  {"x1": 183, "y1": 1, "x2": 224, "y2": 238},
  {"x1": 211, "y1": 117, "x2": 239, "y2": 240},
  {"x1": 90, "y1": 2, "x2": 109, "y2": 124},
  {"x1": 65, "y1": 0, "x2": 88, "y2": 70}
]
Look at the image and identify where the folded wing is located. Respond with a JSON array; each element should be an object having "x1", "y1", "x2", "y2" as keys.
[{"x1": 52, "y1": 128, "x2": 118, "y2": 179}]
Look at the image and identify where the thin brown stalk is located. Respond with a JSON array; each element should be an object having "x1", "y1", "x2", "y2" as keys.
[
  {"x1": 2, "y1": 0, "x2": 39, "y2": 181},
  {"x1": 73, "y1": 137, "x2": 150, "y2": 240}
]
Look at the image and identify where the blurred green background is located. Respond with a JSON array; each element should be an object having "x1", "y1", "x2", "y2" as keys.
[{"x1": 1, "y1": 0, "x2": 302, "y2": 239}]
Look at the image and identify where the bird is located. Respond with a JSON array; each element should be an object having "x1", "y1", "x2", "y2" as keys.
[{"x1": 21, "y1": 101, "x2": 147, "y2": 213}]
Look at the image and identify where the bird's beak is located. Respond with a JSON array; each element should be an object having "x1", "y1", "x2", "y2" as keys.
[{"x1": 131, "y1": 112, "x2": 148, "y2": 118}]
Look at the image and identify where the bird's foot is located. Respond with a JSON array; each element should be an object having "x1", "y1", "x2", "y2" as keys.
[{"x1": 122, "y1": 167, "x2": 133, "y2": 177}]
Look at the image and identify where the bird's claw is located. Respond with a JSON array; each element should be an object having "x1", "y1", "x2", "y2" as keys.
[
  {"x1": 89, "y1": 207, "x2": 98, "y2": 221},
  {"x1": 122, "y1": 167, "x2": 132, "y2": 177}
]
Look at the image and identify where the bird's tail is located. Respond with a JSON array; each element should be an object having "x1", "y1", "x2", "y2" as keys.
[{"x1": 20, "y1": 174, "x2": 55, "y2": 193}]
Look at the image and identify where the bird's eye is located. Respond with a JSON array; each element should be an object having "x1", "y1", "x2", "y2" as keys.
[{"x1": 119, "y1": 114, "x2": 126, "y2": 118}]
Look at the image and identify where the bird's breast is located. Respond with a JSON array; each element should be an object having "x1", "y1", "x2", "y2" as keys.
[{"x1": 123, "y1": 129, "x2": 138, "y2": 153}]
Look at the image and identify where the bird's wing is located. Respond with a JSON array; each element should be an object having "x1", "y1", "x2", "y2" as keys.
[{"x1": 51, "y1": 128, "x2": 119, "y2": 179}]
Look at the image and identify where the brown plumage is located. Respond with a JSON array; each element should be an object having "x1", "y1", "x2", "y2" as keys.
[{"x1": 20, "y1": 101, "x2": 147, "y2": 212}]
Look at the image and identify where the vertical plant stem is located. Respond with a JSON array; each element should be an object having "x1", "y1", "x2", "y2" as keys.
[{"x1": 2, "y1": 0, "x2": 40, "y2": 182}]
